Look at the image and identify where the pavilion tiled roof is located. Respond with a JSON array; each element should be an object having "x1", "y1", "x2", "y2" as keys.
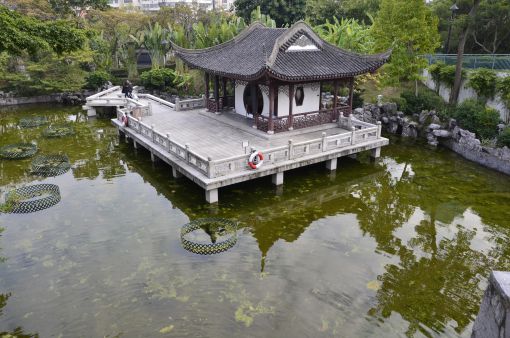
[{"x1": 172, "y1": 21, "x2": 391, "y2": 82}]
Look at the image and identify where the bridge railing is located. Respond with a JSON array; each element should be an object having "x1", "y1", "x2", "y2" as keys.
[
  {"x1": 175, "y1": 96, "x2": 205, "y2": 111},
  {"x1": 86, "y1": 86, "x2": 121, "y2": 101},
  {"x1": 138, "y1": 94, "x2": 175, "y2": 110}
]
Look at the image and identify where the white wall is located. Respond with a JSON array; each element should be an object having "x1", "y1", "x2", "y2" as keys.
[
  {"x1": 277, "y1": 83, "x2": 321, "y2": 116},
  {"x1": 422, "y1": 69, "x2": 509, "y2": 123},
  {"x1": 234, "y1": 82, "x2": 321, "y2": 118},
  {"x1": 234, "y1": 83, "x2": 269, "y2": 117}
]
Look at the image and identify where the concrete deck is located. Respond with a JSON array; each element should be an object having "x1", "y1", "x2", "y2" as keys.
[
  {"x1": 141, "y1": 102, "x2": 351, "y2": 159},
  {"x1": 86, "y1": 87, "x2": 389, "y2": 203}
]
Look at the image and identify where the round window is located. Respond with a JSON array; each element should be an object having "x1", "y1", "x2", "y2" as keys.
[{"x1": 243, "y1": 84, "x2": 263, "y2": 115}]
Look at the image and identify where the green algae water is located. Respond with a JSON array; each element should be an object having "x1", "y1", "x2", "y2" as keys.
[{"x1": 0, "y1": 104, "x2": 509, "y2": 337}]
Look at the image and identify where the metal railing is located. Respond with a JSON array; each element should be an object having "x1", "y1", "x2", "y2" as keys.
[{"x1": 424, "y1": 54, "x2": 510, "y2": 70}]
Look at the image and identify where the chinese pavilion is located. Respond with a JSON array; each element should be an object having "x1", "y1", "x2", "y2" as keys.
[{"x1": 173, "y1": 21, "x2": 390, "y2": 134}]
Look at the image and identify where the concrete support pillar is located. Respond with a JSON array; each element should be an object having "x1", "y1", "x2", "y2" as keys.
[
  {"x1": 87, "y1": 107, "x2": 97, "y2": 117},
  {"x1": 150, "y1": 151, "x2": 155, "y2": 162},
  {"x1": 326, "y1": 158, "x2": 337, "y2": 171},
  {"x1": 125, "y1": 135, "x2": 130, "y2": 144},
  {"x1": 371, "y1": 147, "x2": 381, "y2": 159},
  {"x1": 205, "y1": 189, "x2": 218, "y2": 203},
  {"x1": 472, "y1": 271, "x2": 510, "y2": 338},
  {"x1": 133, "y1": 140, "x2": 138, "y2": 149},
  {"x1": 172, "y1": 167, "x2": 182, "y2": 179},
  {"x1": 271, "y1": 172, "x2": 284, "y2": 186}
]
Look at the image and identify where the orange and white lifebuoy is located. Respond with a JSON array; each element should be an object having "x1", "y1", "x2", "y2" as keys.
[{"x1": 248, "y1": 151, "x2": 264, "y2": 170}]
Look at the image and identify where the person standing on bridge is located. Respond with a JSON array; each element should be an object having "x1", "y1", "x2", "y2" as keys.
[{"x1": 122, "y1": 80, "x2": 133, "y2": 99}]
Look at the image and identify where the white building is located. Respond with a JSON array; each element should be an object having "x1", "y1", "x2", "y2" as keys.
[{"x1": 107, "y1": 0, "x2": 234, "y2": 11}]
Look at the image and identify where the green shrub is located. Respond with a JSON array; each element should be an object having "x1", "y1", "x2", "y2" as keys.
[
  {"x1": 140, "y1": 68, "x2": 175, "y2": 90},
  {"x1": 390, "y1": 96, "x2": 407, "y2": 112},
  {"x1": 437, "y1": 105, "x2": 456, "y2": 121},
  {"x1": 428, "y1": 62, "x2": 444, "y2": 92},
  {"x1": 352, "y1": 89, "x2": 364, "y2": 109},
  {"x1": 498, "y1": 128, "x2": 510, "y2": 147},
  {"x1": 84, "y1": 71, "x2": 110, "y2": 89},
  {"x1": 439, "y1": 65, "x2": 460, "y2": 88},
  {"x1": 400, "y1": 90, "x2": 444, "y2": 115},
  {"x1": 454, "y1": 99, "x2": 500, "y2": 139},
  {"x1": 497, "y1": 76, "x2": 510, "y2": 108},
  {"x1": 467, "y1": 68, "x2": 498, "y2": 102}
]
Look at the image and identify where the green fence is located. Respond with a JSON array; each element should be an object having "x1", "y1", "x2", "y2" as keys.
[{"x1": 424, "y1": 54, "x2": 510, "y2": 70}]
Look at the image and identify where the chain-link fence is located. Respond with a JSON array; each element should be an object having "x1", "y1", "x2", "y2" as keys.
[{"x1": 424, "y1": 54, "x2": 510, "y2": 70}]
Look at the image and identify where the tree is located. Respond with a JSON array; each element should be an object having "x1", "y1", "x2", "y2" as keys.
[
  {"x1": 471, "y1": 0, "x2": 510, "y2": 54},
  {"x1": 0, "y1": 5, "x2": 86, "y2": 55},
  {"x1": 305, "y1": 0, "x2": 380, "y2": 26},
  {"x1": 49, "y1": 0, "x2": 108, "y2": 17},
  {"x1": 86, "y1": 9, "x2": 148, "y2": 70},
  {"x1": 250, "y1": 6, "x2": 276, "y2": 28},
  {"x1": 3, "y1": 0, "x2": 57, "y2": 19},
  {"x1": 314, "y1": 16, "x2": 375, "y2": 54},
  {"x1": 371, "y1": 0, "x2": 440, "y2": 93},
  {"x1": 449, "y1": 0, "x2": 481, "y2": 104},
  {"x1": 234, "y1": 0, "x2": 306, "y2": 27},
  {"x1": 431, "y1": 0, "x2": 510, "y2": 55},
  {"x1": 131, "y1": 22, "x2": 172, "y2": 69},
  {"x1": 305, "y1": 0, "x2": 345, "y2": 26}
]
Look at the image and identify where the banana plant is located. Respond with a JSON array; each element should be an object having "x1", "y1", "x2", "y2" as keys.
[
  {"x1": 130, "y1": 22, "x2": 172, "y2": 69},
  {"x1": 314, "y1": 16, "x2": 375, "y2": 54}
]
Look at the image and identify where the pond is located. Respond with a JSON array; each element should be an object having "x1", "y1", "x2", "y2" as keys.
[{"x1": 0, "y1": 104, "x2": 509, "y2": 337}]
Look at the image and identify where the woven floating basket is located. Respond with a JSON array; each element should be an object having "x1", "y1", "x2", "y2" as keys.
[
  {"x1": 0, "y1": 143, "x2": 38, "y2": 159},
  {"x1": 0, "y1": 184, "x2": 61, "y2": 214},
  {"x1": 42, "y1": 124, "x2": 75, "y2": 138},
  {"x1": 19, "y1": 116, "x2": 48, "y2": 128},
  {"x1": 180, "y1": 218, "x2": 238, "y2": 255},
  {"x1": 31, "y1": 154, "x2": 71, "y2": 177}
]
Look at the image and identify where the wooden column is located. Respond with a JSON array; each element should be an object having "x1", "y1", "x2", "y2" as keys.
[
  {"x1": 222, "y1": 77, "x2": 228, "y2": 106},
  {"x1": 333, "y1": 79, "x2": 339, "y2": 119},
  {"x1": 288, "y1": 84, "x2": 294, "y2": 130},
  {"x1": 214, "y1": 75, "x2": 220, "y2": 112},
  {"x1": 347, "y1": 77, "x2": 354, "y2": 116},
  {"x1": 268, "y1": 83, "x2": 275, "y2": 134},
  {"x1": 319, "y1": 81, "x2": 323, "y2": 111},
  {"x1": 250, "y1": 83, "x2": 258, "y2": 128},
  {"x1": 204, "y1": 73, "x2": 210, "y2": 110}
]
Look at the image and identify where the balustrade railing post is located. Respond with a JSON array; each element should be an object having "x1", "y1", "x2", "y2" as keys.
[
  {"x1": 185, "y1": 143, "x2": 190, "y2": 162},
  {"x1": 288, "y1": 139, "x2": 293, "y2": 160},
  {"x1": 137, "y1": 118, "x2": 141, "y2": 132},
  {"x1": 351, "y1": 126, "x2": 356, "y2": 145},
  {"x1": 175, "y1": 97, "x2": 180, "y2": 111},
  {"x1": 166, "y1": 133, "x2": 171, "y2": 152},
  {"x1": 321, "y1": 132, "x2": 327, "y2": 152},
  {"x1": 207, "y1": 156, "x2": 213, "y2": 178},
  {"x1": 151, "y1": 124, "x2": 155, "y2": 143},
  {"x1": 377, "y1": 121, "x2": 382, "y2": 138}
]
